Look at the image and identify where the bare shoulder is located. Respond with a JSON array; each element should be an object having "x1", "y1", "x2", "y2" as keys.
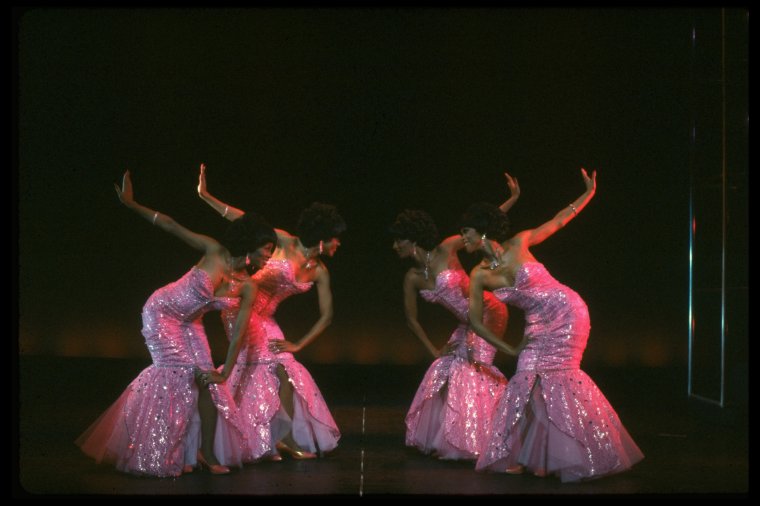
[
  {"x1": 469, "y1": 264, "x2": 485, "y2": 281},
  {"x1": 509, "y1": 231, "x2": 529, "y2": 245},
  {"x1": 314, "y1": 263, "x2": 331, "y2": 281},
  {"x1": 239, "y1": 275, "x2": 257, "y2": 292},
  {"x1": 276, "y1": 229, "x2": 296, "y2": 243},
  {"x1": 403, "y1": 267, "x2": 423, "y2": 287},
  {"x1": 404, "y1": 267, "x2": 419, "y2": 281},
  {"x1": 206, "y1": 240, "x2": 227, "y2": 257},
  {"x1": 439, "y1": 234, "x2": 463, "y2": 251}
]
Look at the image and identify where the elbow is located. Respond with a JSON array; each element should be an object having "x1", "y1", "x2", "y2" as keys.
[{"x1": 161, "y1": 215, "x2": 179, "y2": 230}]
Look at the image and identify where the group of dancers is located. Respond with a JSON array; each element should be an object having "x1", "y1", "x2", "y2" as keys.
[{"x1": 76, "y1": 165, "x2": 643, "y2": 483}]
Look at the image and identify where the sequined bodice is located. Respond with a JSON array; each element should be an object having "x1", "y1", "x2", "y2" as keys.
[
  {"x1": 157, "y1": 267, "x2": 236, "y2": 316},
  {"x1": 420, "y1": 268, "x2": 503, "y2": 323},
  {"x1": 419, "y1": 268, "x2": 471, "y2": 322},
  {"x1": 251, "y1": 259, "x2": 313, "y2": 317},
  {"x1": 141, "y1": 267, "x2": 237, "y2": 367},
  {"x1": 493, "y1": 262, "x2": 590, "y2": 371}
]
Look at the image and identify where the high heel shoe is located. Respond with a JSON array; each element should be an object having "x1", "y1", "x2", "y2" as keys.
[
  {"x1": 265, "y1": 452, "x2": 283, "y2": 462},
  {"x1": 505, "y1": 464, "x2": 525, "y2": 475},
  {"x1": 275, "y1": 441, "x2": 317, "y2": 460},
  {"x1": 182, "y1": 464, "x2": 194, "y2": 474},
  {"x1": 196, "y1": 451, "x2": 231, "y2": 474}
]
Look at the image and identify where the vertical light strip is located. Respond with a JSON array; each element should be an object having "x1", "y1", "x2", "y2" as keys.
[
  {"x1": 687, "y1": 19, "x2": 696, "y2": 398},
  {"x1": 359, "y1": 402, "x2": 366, "y2": 496},
  {"x1": 719, "y1": 8, "x2": 727, "y2": 407}
]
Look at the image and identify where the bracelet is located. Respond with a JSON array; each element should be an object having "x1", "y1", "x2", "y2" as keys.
[
  {"x1": 568, "y1": 204, "x2": 578, "y2": 216},
  {"x1": 152, "y1": 211, "x2": 160, "y2": 225},
  {"x1": 222, "y1": 206, "x2": 229, "y2": 218}
]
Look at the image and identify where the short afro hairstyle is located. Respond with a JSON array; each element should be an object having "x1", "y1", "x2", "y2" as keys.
[
  {"x1": 458, "y1": 202, "x2": 511, "y2": 242},
  {"x1": 388, "y1": 209, "x2": 439, "y2": 251},
  {"x1": 296, "y1": 202, "x2": 346, "y2": 247},
  {"x1": 222, "y1": 213, "x2": 278, "y2": 258}
]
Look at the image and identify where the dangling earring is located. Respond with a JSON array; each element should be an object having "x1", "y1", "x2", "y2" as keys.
[
  {"x1": 319, "y1": 240, "x2": 324, "y2": 255},
  {"x1": 481, "y1": 235, "x2": 501, "y2": 270},
  {"x1": 412, "y1": 242, "x2": 418, "y2": 259},
  {"x1": 480, "y1": 233, "x2": 488, "y2": 252},
  {"x1": 245, "y1": 254, "x2": 251, "y2": 266}
]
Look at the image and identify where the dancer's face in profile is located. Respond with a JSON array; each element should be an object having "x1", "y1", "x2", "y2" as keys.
[
  {"x1": 392, "y1": 238, "x2": 414, "y2": 259},
  {"x1": 460, "y1": 227, "x2": 483, "y2": 254},
  {"x1": 249, "y1": 242, "x2": 275, "y2": 268},
  {"x1": 321, "y1": 238, "x2": 341, "y2": 257}
]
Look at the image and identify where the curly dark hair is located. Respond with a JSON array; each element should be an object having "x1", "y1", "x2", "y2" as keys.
[
  {"x1": 296, "y1": 202, "x2": 346, "y2": 247},
  {"x1": 458, "y1": 202, "x2": 511, "y2": 242},
  {"x1": 388, "y1": 209, "x2": 439, "y2": 251},
  {"x1": 222, "y1": 213, "x2": 278, "y2": 258}
]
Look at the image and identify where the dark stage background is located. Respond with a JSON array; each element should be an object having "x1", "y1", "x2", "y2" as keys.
[{"x1": 18, "y1": 8, "x2": 716, "y2": 370}]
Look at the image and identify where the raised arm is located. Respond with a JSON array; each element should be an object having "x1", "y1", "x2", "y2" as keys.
[
  {"x1": 468, "y1": 269, "x2": 519, "y2": 356},
  {"x1": 402, "y1": 270, "x2": 439, "y2": 358},
  {"x1": 197, "y1": 163, "x2": 246, "y2": 222},
  {"x1": 498, "y1": 172, "x2": 521, "y2": 213},
  {"x1": 116, "y1": 170, "x2": 218, "y2": 253},
  {"x1": 521, "y1": 168, "x2": 596, "y2": 248}
]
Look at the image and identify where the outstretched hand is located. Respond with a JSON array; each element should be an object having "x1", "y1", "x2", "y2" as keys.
[
  {"x1": 581, "y1": 167, "x2": 597, "y2": 193},
  {"x1": 197, "y1": 163, "x2": 207, "y2": 196},
  {"x1": 504, "y1": 172, "x2": 520, "y2": 198},
  {"x1": 114, "y1": 170, "x2": 134, "y2": 205}
]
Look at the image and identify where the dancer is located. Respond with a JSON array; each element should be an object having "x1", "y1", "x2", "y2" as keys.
[
  {"x1": 464, "y1": 169, "x2": 644, "y2": 482},
  {"x1": 391, "y1": 174, "x2": 519, "y2": 460},
  {"x1": 76, "y1": 170, "x2": 276, "y2": 477},
  {"x1": 198, "y1": 163, "x2": 342, "y2": 461}
]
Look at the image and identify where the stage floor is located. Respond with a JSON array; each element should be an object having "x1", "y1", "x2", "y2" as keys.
[{"x1": 15, "y1": 356, "x2": 747, "y2": 497}]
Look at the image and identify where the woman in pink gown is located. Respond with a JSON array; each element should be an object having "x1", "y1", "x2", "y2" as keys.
[
  {"x1": 464, "y1": 169, "x2": 644, "y2": 482},
  {"x1": 198, "y1": 164, "x2": 342, "y2": 461},
  {"x1": 391, "y1": 174, "x2": 520, "y2": 460},
  {"x1": 75, "y1": 171, "x2": 276, "y2": 477}
]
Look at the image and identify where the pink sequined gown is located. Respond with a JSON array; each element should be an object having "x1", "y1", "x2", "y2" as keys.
[
  {"x1": 405, "y1": 268, "x2": 509, "y2": 460},
  {"x1": 75, "y1": 267, "x2": 246, "y2": 477},
  {"x1": 221, "y1": 259, "x2": 340, "y2": 461},
  {"x1": 476, "y1": 262, "x2": 644, "y2": 482}
]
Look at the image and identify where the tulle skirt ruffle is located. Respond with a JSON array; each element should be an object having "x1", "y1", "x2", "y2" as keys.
[
  {"x1": 226, "y1": 355, "x2": 340, "y2": 461},
  {"x1": 75, "y1": 364, "x2": 245, "y2": 477},
  {"x1": 406, "y1": 354, "x2": 507, "y2": 460}
]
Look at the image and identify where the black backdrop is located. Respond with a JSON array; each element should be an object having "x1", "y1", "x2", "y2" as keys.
[{"x1": 18, "y1": 8, "x2": 708, "y2": 368}]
